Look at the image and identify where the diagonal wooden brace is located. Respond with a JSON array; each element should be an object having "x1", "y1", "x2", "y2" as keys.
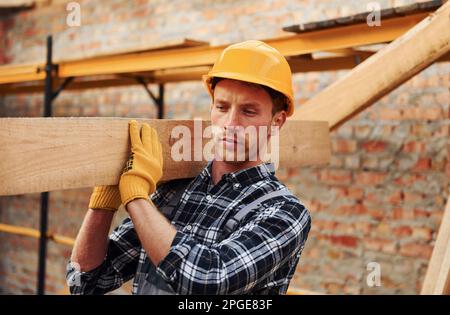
[{"x1": 292, "y1": 1, "x2": 450, "y2": 130}]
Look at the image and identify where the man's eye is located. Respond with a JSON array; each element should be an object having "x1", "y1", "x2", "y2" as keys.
[{"x1": 244, "y1": 110, "x2": 256, "y2": 115}]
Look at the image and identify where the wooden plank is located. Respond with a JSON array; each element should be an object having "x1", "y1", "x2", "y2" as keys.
[
  {"x1": 291, "y1": 1, "x2": 450, "y2": 130},
  {"x1": 0, "y1": 66, "x2": 212, "y2": 95},
  {"x1": 0, "y1": 63, "x2": 45, "y2": 85},
  {"x1": 2, "y1": 51, "x2": 450, "y2": 95},
  {"x1": 0, "y1": 0, "x2": 34, "y2": 8},
  {"x1": 282, "y1": 1, "x2": 442, "y2": 33},
  {"x1": 421, "y1": 196, "x2": 450, "y2": 294},
  {"x1": 288, "y1": 54, "x2": 373, "y2": 73},
  {"x1": 0, "y1": 11, "x2": 426, "y2": 87},
  {"x1": 436, "y1": 238, "x2": 450, "y2": 294},
  {"x1": 0, "y1": 117, "x2": 330, "y2": 196},
  {"x1": 59, "y1": 14, "x2": 425, "y2": 78},
  {"x1": 53, "y1": 38, "x2": 210, "y2": 63}
]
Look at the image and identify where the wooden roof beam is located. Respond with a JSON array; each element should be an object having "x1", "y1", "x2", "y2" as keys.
[
  {"x1": 0, "y1": 11, "x2": 431, "y2": 86},
  {"x1": 292, "y1": 1, "x2": 450, "y2": 130}
]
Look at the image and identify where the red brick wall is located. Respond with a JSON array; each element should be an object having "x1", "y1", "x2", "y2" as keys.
[
  {"x1": 0, "y1": 0, "x2": 449, "y2": 295},
  {"x1": 0, "y1": 20, "x2": 4, "y2": 64}
]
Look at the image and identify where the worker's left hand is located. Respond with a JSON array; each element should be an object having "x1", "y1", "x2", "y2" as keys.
[{"x1": 119, "y1": 120, "x2": 163, "y2": 207}]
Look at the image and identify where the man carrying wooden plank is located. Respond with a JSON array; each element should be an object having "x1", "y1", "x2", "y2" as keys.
[{"x1": 66, "y1": 40, "x2": 311, "y2": 295}]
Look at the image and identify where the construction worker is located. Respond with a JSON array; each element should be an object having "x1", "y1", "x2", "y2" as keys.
[{"x1": 66, "y1": 40, "x2": 311, "y2": 295}]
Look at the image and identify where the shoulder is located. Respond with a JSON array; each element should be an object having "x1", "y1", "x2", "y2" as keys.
[
  {"x1": 151, "y1": 177, "x2": 195, "y2": 207},
  {"x1": 256, "y1": 180, "x2": 311, "y2": 228}
]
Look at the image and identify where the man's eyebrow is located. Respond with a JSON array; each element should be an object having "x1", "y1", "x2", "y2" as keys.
[
  {"x1": 240, "y1": 101, "x2": 262, "y2": 107},
  {"x1": 214, "y1": 98, "x2": 230, "y2": 104}
]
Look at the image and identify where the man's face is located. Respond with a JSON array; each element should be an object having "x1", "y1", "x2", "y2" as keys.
[{"x1": 210, "y1": 79, "x2": 284, "y2": 164}]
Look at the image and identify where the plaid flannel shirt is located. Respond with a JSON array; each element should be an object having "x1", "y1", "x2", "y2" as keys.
[{"x1": 66, "y1": 161, "x2": 311, "y2": 295}]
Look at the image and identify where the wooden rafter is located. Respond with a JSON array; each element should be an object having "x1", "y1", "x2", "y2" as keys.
[
  {"x1": 0, "y1": 10, "x2": 434, "y2": 89},
  {"x1": 292, "y1": 1, "x2": 450, "y2": 130}
]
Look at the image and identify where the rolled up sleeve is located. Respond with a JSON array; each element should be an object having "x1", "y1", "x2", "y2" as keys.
[{"x1": 66, "y1": 217, "x2": 141, "y2": 295}]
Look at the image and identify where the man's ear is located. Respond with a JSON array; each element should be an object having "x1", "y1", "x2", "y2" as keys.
[
  {"x1": 268, "y1": 111, "x2": 287, "y2": 137},
  {"x1": 272, "y1": 111, "x2": 287, "y2": 128}
]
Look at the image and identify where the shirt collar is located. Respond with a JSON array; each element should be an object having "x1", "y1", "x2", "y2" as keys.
[{"x1": 199, "y1": 160, "x2": 275, "y2": 187}]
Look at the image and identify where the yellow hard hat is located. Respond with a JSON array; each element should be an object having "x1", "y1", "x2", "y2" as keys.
[{"x1": 203, "y1": 40, "x2": 294, "y2": 117}]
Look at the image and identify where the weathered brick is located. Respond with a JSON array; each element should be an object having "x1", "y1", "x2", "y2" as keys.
[
  {"x1": 412, "y1": 157, "x2": 432, "y2": 172},
  {"x1": 354, "y1": 221, "x2": 371, "y2": 236},
  {"x1": 313, "y1": 219, "x2": 337, "y2": 231},
  {"x1": 393, "y1": 226, "x2": 412, "y2": 237},
  {"x1": 361, "y1": 156, "x2": 379, "y2": 169},
  {"x1": 363, "y1": 237, "x2": 396, "y2": 254},
  {"x1": 334, "y1": 203, "x2": 367, "y2": 216},
  {"x1": 361, "y1": 141, "x2": 387, "y2": 153},
  {"x1": 403, "y1": 191, "x2": 424, "y2": 204},
  {"x1": 392, "y1": 207, "x2": 404, "y2": 220},
  {"x1": 422, "y1": 107, "x2": 444, "y2": 121},
  {"x1": 374, "y1": 222, "x2": 391, "y2": 237},
  {"x1": 399, "y1": 243, "x2": 433, "y2": 260},
  {"x1": 330, "y1": 186, "x2": 347, "y2": 198},
  {"x1": 347, "y1": 187, "x2": 364, "y2": 200},
  {"x1": 344, "y1": 155, "x2": 360, "y2": 169},
  {"x1": 328, "y1": 235, "x2": 359, "y2": 248},
  {"x1": 324, "y1": 282, "x2": 345, "y2": 294},
  {"x1": 332, "y1": 138, "x2": 358, "y2": 154},
  {"x1": 411, "y1": 123, "x2": 433, "y2": 138},
  {"x1": 411, "y1": 227, "x2": 433, "y2": 241},
  {"x1": 387, "y1": 191, "x2": 403, "y2": 205},
  {"x1": 287, "y1": 167, "x2": 300, "y2": 178},
  {"x1": 319, "y1": 169, "x2": 352, "y2": 186},
  {"x1": 354, "y1": 171, "x2": 386, "y2": 186},
  {"x1": 413, "y1": 208, "x2": 431, "y2": 219},
  {"x1": 402, "y1": 141, "x2": 426, "y2": 153},
  {"x1": 353, "y1": 125, "x2": 371, "y2": 139},
  {"x1": 431, "y1": 159, "x2": 446, "y2": 171},
  {"x1": 379, "y1": 108, "x2": 403, "y2": 120}
]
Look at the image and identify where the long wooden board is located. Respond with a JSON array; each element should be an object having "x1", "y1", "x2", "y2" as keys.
[
  {"x1": 292, "y1": 1, "x2": 450, "y2": 130},
  {"x1": 421, "y1": 196, "x2": 450, "y2": 295},
  {"x1": 0, "y1": 117, "x2": 330, "y2": 196}
]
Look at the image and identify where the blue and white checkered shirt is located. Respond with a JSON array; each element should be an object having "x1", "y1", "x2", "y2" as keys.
[{"x1": 66, "y1": 161, "x2": 311, "y2": 295}]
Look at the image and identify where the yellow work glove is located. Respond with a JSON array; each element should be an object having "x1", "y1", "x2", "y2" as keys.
[
  {"x1": 119, "y1": 120, "x2": 163, "y2": 207},
  {"x1": 88, "y1": 185, "x2": 122, "y2": 211}
]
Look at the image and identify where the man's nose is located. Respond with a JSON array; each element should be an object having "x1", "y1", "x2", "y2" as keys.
[{"x1": 224, "y1": 108, "x2": 240, "y2": 127}]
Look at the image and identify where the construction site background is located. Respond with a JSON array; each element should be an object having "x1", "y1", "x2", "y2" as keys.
[{"x1": 0, "y1": 0, "x2": 449, "y2": 294}]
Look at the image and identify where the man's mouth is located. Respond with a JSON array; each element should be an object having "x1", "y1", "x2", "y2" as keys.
[
  {"x1": 222, "y1": 137, "x2": 237, "y2": 144},
  {"x1": 222, "y1": 137, "x2": 246, "y2": 146}
]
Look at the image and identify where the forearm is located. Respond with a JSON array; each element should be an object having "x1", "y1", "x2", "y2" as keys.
[
  {"x1": 70, "y1": 209, "x2": 115, "y2": 271},
  {"x1": 125, "y1": 199, "x2": 177, "y2": 266}
]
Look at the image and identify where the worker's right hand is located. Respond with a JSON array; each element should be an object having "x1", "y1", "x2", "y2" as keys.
[
  {"x1": 119, "y1": 120, "x2": 163, "y2": 207},
  {"x1": 88, "y1": 185, "x2": 122, "y2": 212}
]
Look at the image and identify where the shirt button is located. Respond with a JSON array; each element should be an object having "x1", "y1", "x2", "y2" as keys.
[
  {"x1": 205, "y1": 195, "x2": 212, "y2": 201},
  {"x1": 184, "y1": 225, "x2": 192, "y2": 231}
]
